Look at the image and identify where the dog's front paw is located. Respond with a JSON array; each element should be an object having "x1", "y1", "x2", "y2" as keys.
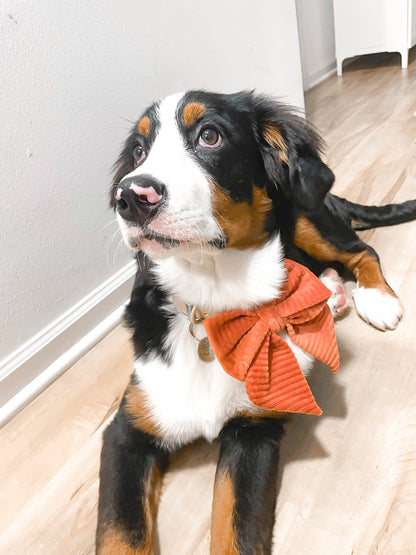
[
  {"x1": 352, "y1": 286, "x2": 403, "y2": 330},
  {"x1": 320, "y1": 268, "x2": 348, "y2": 318}
]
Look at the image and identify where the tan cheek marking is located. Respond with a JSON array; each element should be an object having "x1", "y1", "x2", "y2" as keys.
[
  {"x1": 263, "y1": 123, "x2": 289, "y2": 163},
  {"x1": 294, "y1": 215, "x2": 396, "y2": 296},
  {"x1": 210, "y1": 471, "x2": 238, "y2": 555},
  {"x1": 124, "y1": 383, "x2": 162, "y2": 437},
  {"x1": 137, "y1": 116, "x2": 151, "y2": 137},
  {"x1": 212, "y1": 184, "x2": 273, "y2": 249},
  {"x1": 182, "y1": 102, "x2": 206, "y2": 126}
]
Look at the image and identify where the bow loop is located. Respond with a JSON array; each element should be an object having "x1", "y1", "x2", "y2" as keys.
[
  {"x1": 276, "y1": 260, "x2": 334, "y2": 324},
  {"x1": 204, "y1": 258, "x2": 340, "y2": 415},
  {"x1": 204, "y1": 313, "x2": 270, "y2": 381},
  {"x1": 255, "y1": 304, "x2": 286, "y2": 333}
]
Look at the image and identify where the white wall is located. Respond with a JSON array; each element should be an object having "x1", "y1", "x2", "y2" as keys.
[
  {"x1": 296, "y1": 0, "x2": 336, "y2": 90},
  {"x1": 0, "y1": 0, "x2": 304, "y2": 415}
]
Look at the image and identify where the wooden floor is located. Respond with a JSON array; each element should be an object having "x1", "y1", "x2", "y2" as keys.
[{"x1": 1, "y1": 50, "x2": 416, "y2": 554}]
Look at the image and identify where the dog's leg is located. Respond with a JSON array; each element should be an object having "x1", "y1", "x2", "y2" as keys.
[
  {"x1": 210, "y1": 417, "x2": 285, "y2": 555},
  {"x1": 295, "y1": 215, "x2": 403, "y2": 330},
  {"x1": 344, "y1": 248, "x2": 403, "y2": 330},
  {"x1": 96, "y1": 386, "x2": 169, "y2": 555}
]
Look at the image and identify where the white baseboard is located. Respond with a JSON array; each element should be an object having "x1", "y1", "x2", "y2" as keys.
[
  {"x1": 0, "y1": 260, "x2": 137, "y2": 427},
  {"x1": 304, "y1": 62, "x2": 337, "y2": 91}
]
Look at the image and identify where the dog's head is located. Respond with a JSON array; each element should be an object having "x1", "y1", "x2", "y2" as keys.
[{"x1": 111, "y1": 90, "x2": 334, "y2": 259}]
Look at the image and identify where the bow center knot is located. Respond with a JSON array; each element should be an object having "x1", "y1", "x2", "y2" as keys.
[{"x1": 256, "y1": 303, "x2": 286, "y2": 333}]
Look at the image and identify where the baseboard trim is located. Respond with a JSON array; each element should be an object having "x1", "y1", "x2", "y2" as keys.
[
  {"x1": 305, "y1": 62, "x2": 337, "y2": 91},
  {"x1": 0, "y1": 260, "x2": 136, "y2": 426}
]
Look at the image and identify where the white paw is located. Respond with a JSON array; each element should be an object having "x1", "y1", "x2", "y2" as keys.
[
  {"x1": 319, "y1": 268, "x2": 348, "y2": 318},
  {"x1": 352, "y1": 286, "x2": 403, "y2": 330}
]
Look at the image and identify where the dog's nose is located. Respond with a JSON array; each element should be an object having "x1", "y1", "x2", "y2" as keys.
[{"x1": 116, "y1": 175, "x2": 166, "y2": 224}]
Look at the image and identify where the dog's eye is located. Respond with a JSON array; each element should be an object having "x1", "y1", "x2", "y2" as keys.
[
  {"x1": 133, "y1": 145, "x2": 146, "y2": 165},
  {"x1": 198, "y1": 128, "x2": 222, "y2": 148}
]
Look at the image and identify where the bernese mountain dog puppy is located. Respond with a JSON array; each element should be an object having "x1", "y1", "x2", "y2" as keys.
[{"x1": 96, "y1": 90, "x2": 416, "y2": 554}]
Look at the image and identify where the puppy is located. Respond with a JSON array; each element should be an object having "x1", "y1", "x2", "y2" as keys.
[{"x1": 96, "y1": 90, "x2": 416, "y2": 554}]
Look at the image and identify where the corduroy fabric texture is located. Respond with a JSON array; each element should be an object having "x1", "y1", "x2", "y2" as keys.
[{"x1": 204, "y1": 259, "x2": 340, "y2": 415}]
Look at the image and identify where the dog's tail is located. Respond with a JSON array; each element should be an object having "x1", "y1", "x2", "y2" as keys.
[{"x1": 326, "y1": 194, "x2": 416, "y2": 231}]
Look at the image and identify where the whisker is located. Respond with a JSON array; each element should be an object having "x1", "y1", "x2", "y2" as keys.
[
  {"x1": 112, "y1": 237, "x2": 125, "y2": 266},
  {"x1": 102, "y1": 218, "x2": 119, "y2": 232}
]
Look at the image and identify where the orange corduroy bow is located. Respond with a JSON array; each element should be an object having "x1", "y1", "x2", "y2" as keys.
[{"x1": 204, "y1": 259, "x2": 340, "y2": 416}]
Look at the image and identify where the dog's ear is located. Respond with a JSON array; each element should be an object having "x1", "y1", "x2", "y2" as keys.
[
  {"x1": 288, "y1": 147, "x2": 335, "y2": 211},
  {"x1": 253, "y1": 95, "x2": 334, "y2": 211}
]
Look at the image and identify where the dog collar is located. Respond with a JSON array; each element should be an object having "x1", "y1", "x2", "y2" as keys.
[{"x1": 172, "y1": 298, "x2": 216, "y2": 362}]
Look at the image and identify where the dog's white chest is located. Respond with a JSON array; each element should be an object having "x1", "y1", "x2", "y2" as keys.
[
  {"x1": 134, "y1": 313, "x2": 314, "y2": 449},
  {"x1": 134, "y1": 315, "x2": 253, "y2": 448}
]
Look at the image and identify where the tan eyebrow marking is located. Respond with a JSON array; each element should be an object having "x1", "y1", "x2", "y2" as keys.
[
  {"x1": 182, "y1": 102, "x2": 206, "y2": 127},
  {"x1": 137, "y1": 115, "x2": 151, "y2": 137}
]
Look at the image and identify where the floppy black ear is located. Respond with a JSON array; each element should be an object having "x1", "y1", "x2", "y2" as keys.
[
  {"x1": 288, "y1": 148, "x2": 335, "y2": 211},
  {"x1": 253, "y1": 94, "x2": 334, "y2": 211}
]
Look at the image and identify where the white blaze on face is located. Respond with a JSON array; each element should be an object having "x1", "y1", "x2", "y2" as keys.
[{"x1": 120, "y1": 92, "x2": 221, "y2": 251}]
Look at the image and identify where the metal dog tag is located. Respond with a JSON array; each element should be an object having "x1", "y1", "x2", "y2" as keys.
[{"x1": 198, "y1": 337, "x2": 215, "y2": 363}]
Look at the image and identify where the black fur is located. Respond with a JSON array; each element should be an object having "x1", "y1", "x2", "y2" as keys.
[
  {"x1": 252, "y1": 93, "x2": 335, "y2": 212},
  {"x1": 110, "y1": 103, "x2": 160, "y2": 209},
  {"x1": 96, "y1": 398, "x2": 169, "y2": 550},
  {"x1": 124, "y1": 252, "x2": 172, "y2": 363},
  {"x1": 327, "y1": 194, "x2": 416, "y2": 231},
  {"x1": 217, "y1": 417, "x2": 286, "y2": 554}
]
